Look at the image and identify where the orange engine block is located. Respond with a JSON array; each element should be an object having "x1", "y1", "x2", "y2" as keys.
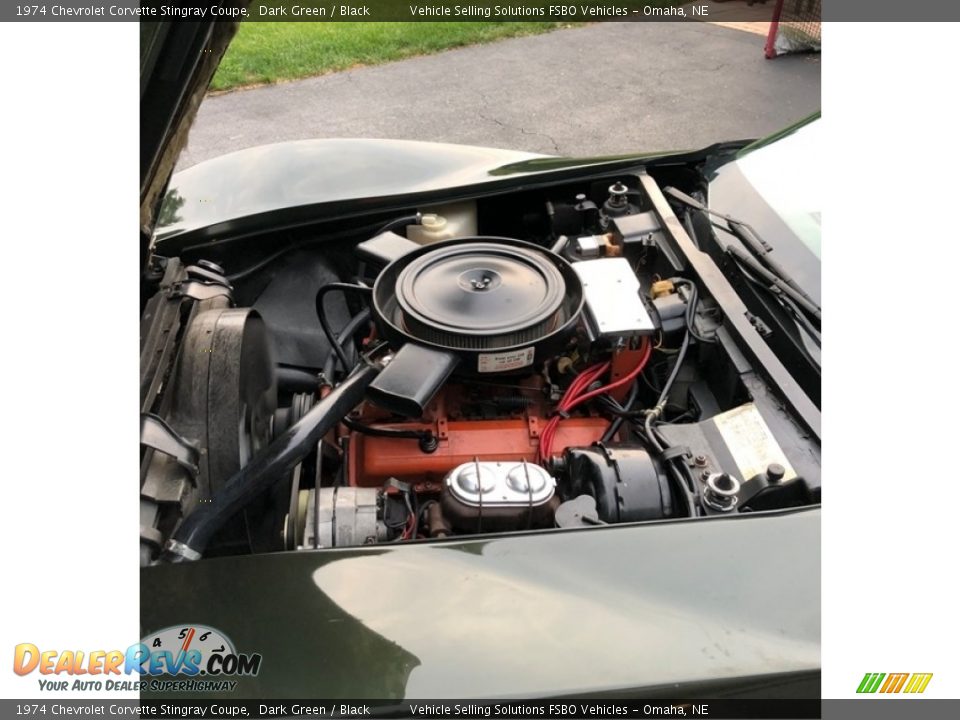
[{"x1": 344, "y1": 380, "x2": 610, "y2": 488}]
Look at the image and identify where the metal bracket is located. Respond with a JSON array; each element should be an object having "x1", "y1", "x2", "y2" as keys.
[
  {"x1": 164, "y1": 539, "x2": 202, "y2": 562},
  {"x1": 140, "y1": 524, "x2": 164, "y2": 550},
  {"x1": 140, "y1": 413, "x2": 200, "y2": 479},
  {"x1": 185, "y1": 264, "x2": 233, "y2": 288},
  {"x1": 171, "y1": 279, "x2": 233, "y2": 302},
  {"x1": 526, "y1": 415, "x2": 541, "y2": 439}
]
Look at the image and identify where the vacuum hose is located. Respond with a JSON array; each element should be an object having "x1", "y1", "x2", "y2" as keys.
[{"x1": 160, "y1": 363, "x2": 381, "y2": 562}]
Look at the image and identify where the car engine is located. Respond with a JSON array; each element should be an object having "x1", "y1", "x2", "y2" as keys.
[{"x1": 140, "y1": 173, "x2": 821, "y2": 564}]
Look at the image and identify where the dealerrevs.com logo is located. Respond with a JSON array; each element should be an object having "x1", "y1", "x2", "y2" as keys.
[
  {"x1": 13, "y1": 625, "x2": 262, "y2": 693},
  {"x1": 857, "y1": 672, "x2": 933, "y2": 694}
]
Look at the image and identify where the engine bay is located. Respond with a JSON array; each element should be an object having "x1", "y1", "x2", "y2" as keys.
[{"x1": 140, "y1": 170, "x2": 821, "y2": 564}]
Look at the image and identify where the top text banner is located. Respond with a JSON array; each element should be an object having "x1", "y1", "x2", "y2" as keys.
[
  {"x1": 9, "y1": 0, "x2": 756, "y2": 22},
  {"x1": 2, "y1": 0, "x2": 947, "y2": 23},
  {"x1": 9, "y1": 1, "x2": 731, "y2": 21}
]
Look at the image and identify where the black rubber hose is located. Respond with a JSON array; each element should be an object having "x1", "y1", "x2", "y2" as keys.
[
  {"x1": 160, "y1": 364, "x2": 380, "y2": 562},
  {"x1": 641, "y1": 413, "x2": 698, "y2": 518},
  {"x1": 208, "y1": 214, "x2": 421, "y2": 281},
  {"x1": 341, "y1": 416, "x2": 438, "y2": 453},
  {"x1": 671, "y1": 278, "x2": 716, "y2": 345},
  {"x1": 276, "y1": 367, "x2": 322, "y2": 392},
  {"x1": 341, "y1": 416, "x2": 427, "y2": 441},
  {"x1": 315, "y1": 283, "x2": 373, "y2": 372},
  {"x1": 375, "y1": 213, "x2": 421, "y2": 237},
  {"x1": 601, "y1": 380, "x2": 639, "y2": 443},
  {"x1": 322, "y1": 307, "x2": 372, "y2": 381},
  {"x1": 655, "y1": 330, "x2": 691, "y2": 410}
]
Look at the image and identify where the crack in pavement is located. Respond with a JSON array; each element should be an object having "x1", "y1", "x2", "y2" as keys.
[{"x1": 477, "y1": 94, "x2": 562, "y2": 155}]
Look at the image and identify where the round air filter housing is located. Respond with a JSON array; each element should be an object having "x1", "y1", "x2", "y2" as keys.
[{"x1": 372, "y1": 238, "x2": 583, "y2": 375}]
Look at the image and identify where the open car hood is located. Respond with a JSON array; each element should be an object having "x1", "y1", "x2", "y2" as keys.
[
  {"x1": 142, "y1": 508, "x2": 820, "y2": 698},
  {"x1": 140, "y1": 13, "x2": 246, "y2": 270}
]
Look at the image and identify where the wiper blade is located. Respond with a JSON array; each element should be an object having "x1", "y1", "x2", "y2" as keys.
[
  {"x1": 663, "y1": 186, "x2": 821, "y2": 316},
  {"x1": 731, "y1": 248, "x2": 822, "y2": 355},
  {"x1": 726, "y1": 244, "x2": 821, "y2": 322}
]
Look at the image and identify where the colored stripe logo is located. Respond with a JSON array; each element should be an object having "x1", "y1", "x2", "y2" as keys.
[{"x1": 857, "y1": 672, "x2": 933, "y2": 694}]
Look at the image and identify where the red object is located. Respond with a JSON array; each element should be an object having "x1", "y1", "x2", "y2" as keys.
[
  {"x1": 765, "y1": 0, "x2": 785, "y2": 59},
  {"x1": 607, "y1": 346, "x2": 648, "y2": 403},
  {"x1": 346, "y1": 340, "x2": 653, "y2": 485},
  {"x1": 348, "y1": 416, "x2": 609, "y2": 488},
  {"x1": 537, "y1": 337, "x2": 653, "y2": 463},
  {"x1": 765, "y1": 0, "x2": 821, "y2": 59},
  {"x1": 346, "y1": 376, "x2": 609, "y2": 487}
]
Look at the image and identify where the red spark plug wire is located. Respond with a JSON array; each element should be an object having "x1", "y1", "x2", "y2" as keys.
[{"x1": 537, "y1": 337, "x2": 653, "y2": 464}]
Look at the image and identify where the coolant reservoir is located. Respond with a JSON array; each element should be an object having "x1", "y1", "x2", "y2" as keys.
[{"x1": 407, "y1": 201, "x2": 478, "y2": 244}]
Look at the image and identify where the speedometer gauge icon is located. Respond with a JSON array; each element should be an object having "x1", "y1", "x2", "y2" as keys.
[{"x1": 143, "y1": 624, "x2": 236, "y2": 659}]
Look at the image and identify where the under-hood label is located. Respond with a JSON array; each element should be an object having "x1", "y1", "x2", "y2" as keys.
[
  {"x1": 713, "y1": 403, "x2": 797, "y2": 483},
  {"x1": 478, "y1": 347, "x2": 535, "y2": 373}
]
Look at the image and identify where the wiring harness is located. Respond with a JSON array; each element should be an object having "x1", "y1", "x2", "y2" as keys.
[{"x1": 537, "y1": 336, "x2": 653, "y2": 464}]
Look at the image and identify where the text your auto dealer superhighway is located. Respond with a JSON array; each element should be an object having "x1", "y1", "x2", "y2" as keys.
[{"x1": 48, "y1": 5, "x2": 248, "y2": 17}]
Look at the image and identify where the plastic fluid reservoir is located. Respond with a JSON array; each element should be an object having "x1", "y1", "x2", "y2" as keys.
[{"x1": 407, "y1": 201, "x2": 478, "y2": 244}]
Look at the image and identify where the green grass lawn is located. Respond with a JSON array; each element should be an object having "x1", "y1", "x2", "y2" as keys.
[{"x1": 211, "y1": 22, "x2": 578, "y2": 91}]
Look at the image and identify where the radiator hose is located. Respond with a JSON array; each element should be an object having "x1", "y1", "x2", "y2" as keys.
[{"x1": 160, "y1": 363, "x2": 381, "y2": 563}]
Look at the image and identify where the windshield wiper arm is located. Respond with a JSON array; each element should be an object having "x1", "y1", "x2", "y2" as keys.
[
  {"x1": 663, "y1": 186, "x2": 821, "y2": 316},
  {"x1": 725, "y1": 244, "x2": 821, "y2": 321},
  {"x1": 729, "y1": 246, "x2": 822, "y2": 347}
]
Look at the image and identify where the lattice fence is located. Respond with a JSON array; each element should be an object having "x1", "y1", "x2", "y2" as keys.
[{"x1": 765, "y1": 0, "x2": 822, "y2": 58}]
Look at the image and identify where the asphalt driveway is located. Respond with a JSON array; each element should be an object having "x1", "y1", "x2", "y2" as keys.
[{"x1": 177, "y1": 22, "x2": 820, "y2": 169}]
